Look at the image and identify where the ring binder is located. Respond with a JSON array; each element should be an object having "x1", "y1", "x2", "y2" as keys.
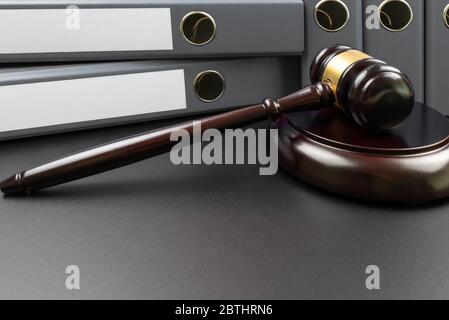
[
  {"x1": 425, "y1": 0, "x2": 449, "y2": 115},
  {"x1": 0, "y1": 57, "x2": 300, "y2": 140},
  {"x1": 301, "y1": 0, "x2": 363, "y2": 86},
  {"x1": 0, "y1": 0, "x2": 304, "y2": 62},
  {"x1": 363, "y1": 0, "x2": 424, "y2": 103}
]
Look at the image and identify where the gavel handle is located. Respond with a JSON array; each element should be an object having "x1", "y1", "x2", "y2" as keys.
[{"x1": 0, "y1": 82, "x2": 333, "y2": 195}]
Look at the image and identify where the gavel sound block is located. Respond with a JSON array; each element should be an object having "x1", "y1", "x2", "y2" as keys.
[
  {"x1": 276, "y1": 102, "x2": 449, "y2": 204},
  {"x1": 1, "y1": 45, "x2": 449, "y2": 203}
]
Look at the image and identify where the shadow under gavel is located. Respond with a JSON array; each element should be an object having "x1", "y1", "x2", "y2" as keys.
[{"x1": 0, "y1": 45, "x2": 415, "y2": 195}]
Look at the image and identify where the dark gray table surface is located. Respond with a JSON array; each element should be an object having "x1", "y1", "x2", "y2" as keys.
[{"x1": 0, "y1": 117, "x2": 448, "y2": 300}]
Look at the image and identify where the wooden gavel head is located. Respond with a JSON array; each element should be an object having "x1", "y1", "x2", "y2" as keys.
[{"x1": 310, "y1": 45, "x2": 415, "y2": 131}]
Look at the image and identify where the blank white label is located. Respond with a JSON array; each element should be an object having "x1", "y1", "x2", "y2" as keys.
[
  {"x1": 0, "y1": 8, "x2": 173, "y2": 53},
  {"x1": 0, "y1": 69, "x2": 187, "y2": 132}
]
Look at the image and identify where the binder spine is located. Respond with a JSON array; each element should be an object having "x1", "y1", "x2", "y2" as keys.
[
  {"x1": 0, "y1": 0, "x2": 304, "y2": 62},
  {"x1": 425, "y1": 0, "x2": 449, "y2": 115},
  {"x1": 301, "y1": 0, "x2": 363, "y2": 86},
  {"x1": 0, "y1": 57, "x2": 301, "y2": 140},
  {"x1": 363, "y1": 0, "x2": 425, "y2": 103}
]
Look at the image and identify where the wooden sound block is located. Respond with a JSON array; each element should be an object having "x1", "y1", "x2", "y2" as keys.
[{"x1": 275, "y1": 103, "x2": 449, "y2": 204}]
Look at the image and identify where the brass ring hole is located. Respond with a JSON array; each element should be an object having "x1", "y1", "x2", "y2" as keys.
[
  {"x1": 315, "y1": 0, "x2": 350, "y2": 32},
  {"x1": 194, "y1": 70, "x2": 225, "y2": 103},
  {"x1": 444, "y1": 4, "x2": 449, "y2": 29},
  {"x1": 180, "y1": 11, "x2": 216, "y2": 46},
  {"x1": 379, "y1": 0, "x2": 413, "y2": 32}
]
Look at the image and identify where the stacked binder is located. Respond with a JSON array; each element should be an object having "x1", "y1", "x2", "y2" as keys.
[
  {"x1": 0, "y1": 0, "x2": 304, "y2": 140},
  {"x1": 0, "y1": 0, "x2": 445, "y2": 140}
]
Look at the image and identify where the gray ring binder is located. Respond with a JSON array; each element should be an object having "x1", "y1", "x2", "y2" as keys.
[
  {"x1": 363, "y1": 0, "x2": 424, "y2": 103},
  {"x1": 0, "y1": 57, "x2": 300, "y2": 140},
  {"x1": 301, "y1": 0, "x2": 363, "y2": 87},
  {"x1": 0, "y1": 0, "x2": 305, "y2": 62},
  {"x1": 426, "y1": 0, "x2": 449, "y2": 115}
]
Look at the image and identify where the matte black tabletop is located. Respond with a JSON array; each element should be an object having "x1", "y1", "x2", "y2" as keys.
[{"x1": 0, "y1": 117, "x2": 448, "y2": 299}]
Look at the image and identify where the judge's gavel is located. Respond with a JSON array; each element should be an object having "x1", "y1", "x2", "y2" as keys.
[{"x1": 0, "y1": 45, "x2": 415, "y2": 195}]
